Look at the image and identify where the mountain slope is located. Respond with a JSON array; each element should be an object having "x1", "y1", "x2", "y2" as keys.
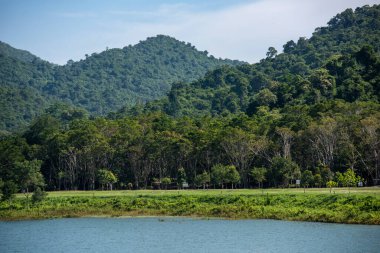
[
  {"x1": 0, "y1": 41, "x2": 43, "y2": 63},
  {"x1": 0, "y1": 46, "x2": 54, "y2": 131},
  {"x1": 0, "y1": 35, "x2": 243, "y2": 132},
  {"x1": 56, "y1": 35, "x2": 242, "y2": 113},
  {"x1": 134, "y1": 5, "x2": 380, "y2": 118}
]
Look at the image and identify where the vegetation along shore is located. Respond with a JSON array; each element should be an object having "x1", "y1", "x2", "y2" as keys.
[{"x1": 1, "y1": 188, "x2": 379, "y2": 224}]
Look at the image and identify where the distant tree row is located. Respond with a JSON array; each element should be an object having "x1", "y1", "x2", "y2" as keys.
[{"x1": 0, "y1": 98, "x2": 378, "y2": 197}]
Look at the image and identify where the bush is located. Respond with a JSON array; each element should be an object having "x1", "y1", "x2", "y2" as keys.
[{"x1": 32, "y1": 187, "x2": 47, "y2": 203}]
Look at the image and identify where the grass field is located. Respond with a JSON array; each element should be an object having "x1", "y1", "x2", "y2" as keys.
[
  {"x1": 39, "y1": 187, "x2": 380, "y2": 198},
  {"x1": 2, "y1": 187, "x2": 380, "y2": 224}
]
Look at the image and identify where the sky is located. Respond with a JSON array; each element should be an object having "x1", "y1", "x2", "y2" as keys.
[{"x1": 0, "y1": 0, "x2": 378, "y2": 65}]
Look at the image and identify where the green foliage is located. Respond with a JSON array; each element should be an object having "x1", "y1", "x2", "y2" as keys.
[
  {"x1": 224, "y1": 165, "x2": 240, "y2": 187},
  {"x1": 1, "y1": 181, "x2": 18, "y2": 201},
  {"x1": 15, "y1": 159, "x2": 45, "y2": 193},
  {"x1": 326, "y1": 181, "x2": 338, "y2": 193},
  {"x1": 211, "y1": 164, "x2": 226, "y2": 187},
  {"x1": 146, "y1": 43, "x2": 380, "y2": 117},
  {"x1": 139, "y1": 5, "x2": 380, "y2": 118},
  {"x1": 1, "y1": 191, "x2": 380, "y2": 224},
  {"x1": 315, "y1": 164, "x2": 334, "y2": 185},
  {"x1": 342, "y1": 169, "x2": 361, "y2": 187},
  {"x1": 326, "y1": 180, "x2": 337, "y2": 188},
  {"x1": 335, "y1": 172, "x2": 345, "y2": 187},
  {"x1": 250, "y1": 167, "x2": 267, "y2": 188},
  {"x1": 31, "y1": 187, "x2": 47, "y2": 203},
  {"x1": 161, "y1": 177, "x2": 172, "y2": 189},
  {"x1": 270, "y1": 157, "x2": 300, "y2": 187},
  {"x1": 0, "y1": 5, "x2": 380, "y2": 192},
  {"x1": 253, "y1": 88, "x2": 278, "y2": 107},
  {"x1": 211, "y1": 164, "x2": 240, "y2": 188},
  {"x1": 177, "y1": 167, "x2": 187, "y2": 187},
  {"x1": 314, "y1": 174, "x2": 323, "y2": 187},
  {"x1": 0, "y1": 36, "x2": 243, "y2": 132},
  {"x1": 1, "y1": 99, "x2": 379, "y2": 191},
  {"x1": 195, "y1": 172, "x2": 210, "y2": 189},
  {"x1": 266, "y1": 47, "x2": 278, "y2": 59},
  {"x1": 97, "y1": 169, "x2": 118, "y2": 190},
  {"x1": 301, "y1": 170, "x2": 314, "y2": 188}
]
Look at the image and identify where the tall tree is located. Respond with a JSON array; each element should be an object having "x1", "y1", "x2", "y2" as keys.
[
  {"x1": 276, "y1": 127, "x2": 294, "y2": 160},
  {"x1": 308, "y1": 117, "x2": 338, "y2": 168},
  {"x1": 360, "y1": 116, "x2": 380, "y2": 184},
  {"x1": 16, "y1": 159, "x2": 45, "y2": 193},
  {"x1": 221, "y1": 128, "x2": 266, "y2": 187}
]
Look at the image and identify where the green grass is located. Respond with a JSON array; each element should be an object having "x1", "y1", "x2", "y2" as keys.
[
  {"x1": 2, "y1": 187, "x2": 380, "y2": 224},
  {"x1": 23, "y1": 187, "x2": 380, "y2": 197}
]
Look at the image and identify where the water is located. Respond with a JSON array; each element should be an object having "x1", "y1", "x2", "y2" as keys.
[{"x1": 0, "y1": 218, "x2": 379, "y2": 253}]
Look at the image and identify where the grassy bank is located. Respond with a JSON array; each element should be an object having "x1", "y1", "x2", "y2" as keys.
[{"x1": 1, "y1": 188, "x2": 380, "y2": 224}]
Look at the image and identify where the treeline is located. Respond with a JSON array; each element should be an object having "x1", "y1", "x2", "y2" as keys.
[{"x1": 0, "y1": 99, "x2": 378, "y2": 195}]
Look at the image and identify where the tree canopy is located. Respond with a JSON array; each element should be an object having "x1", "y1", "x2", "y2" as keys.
[{"x1": 0, "y1": 35, "x2": 243, "y2": 132}]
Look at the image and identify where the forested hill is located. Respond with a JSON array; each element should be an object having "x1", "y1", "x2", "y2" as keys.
[
  {"x1": 131, "y1": 5, "x2": 380, "y2": 117},
  {"x1": 1, "y1": 5, "x2": 380, "y2": 195},
  {"x1": 0, "y1": 35, "x2": 243, "y2": 132},
  {"x1": 0, "y1": 41, "x2": 43, "y2": 63}
]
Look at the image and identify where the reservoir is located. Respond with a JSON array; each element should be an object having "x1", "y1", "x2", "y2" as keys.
[{"x1": 1, "y1": 218, "x2": 379, "y2": 252}]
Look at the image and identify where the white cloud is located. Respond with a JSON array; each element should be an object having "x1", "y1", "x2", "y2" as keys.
[
  {"x1": 49, "y1": 0, "x2": 379, "y2": 64},
  {"x1": 56, "y1": 11, "x2": 98, "y2": 19},
  {"x1": 163, "y1": 0, "x2": 380, "y2": 63}
]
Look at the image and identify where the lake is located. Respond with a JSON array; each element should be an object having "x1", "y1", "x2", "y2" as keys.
[{"x1": 1, "y1": 218, "x2": 379, "y2": 253}]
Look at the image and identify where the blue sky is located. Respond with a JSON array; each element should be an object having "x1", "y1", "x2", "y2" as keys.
[{"x1": 0, "y1": 0, "x2": 378, "y2": 64}]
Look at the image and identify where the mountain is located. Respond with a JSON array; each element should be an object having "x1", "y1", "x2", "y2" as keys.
[
  {"x1": 0, "y1": 44, "x2": 54, "y2": 132},
  {"x1": 0, "y1": 35, "x2": 243, "y2": 132},
  {"x1": 1, "y1": 5, "x2": 380, "y2": 193},
  {"x1": 132, "y1": 5, "x2": 380, "y2": 118},
  {"x1": 0, "y1": 41, "x2": 43, "y2": 63}
]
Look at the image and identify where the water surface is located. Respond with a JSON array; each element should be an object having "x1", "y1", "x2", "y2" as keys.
[{"x1": 1, "y1": 218, "x2": 379, "y2": 253}]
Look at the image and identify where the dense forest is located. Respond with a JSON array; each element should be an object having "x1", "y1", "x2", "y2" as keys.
[
  {"x1": 133, "y1": 5, "x2": 380, "y2": 117},
  {"x1": 0, "y1": 35, "x2": 242, "y2": 132},
  {"x1": 0, "y1": 5, "x2": 379, "y2": 198}
]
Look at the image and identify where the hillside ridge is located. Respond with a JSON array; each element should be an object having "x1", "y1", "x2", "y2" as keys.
[{"x1": 0, "y1": 35, "x2": 243, "y2": 132}]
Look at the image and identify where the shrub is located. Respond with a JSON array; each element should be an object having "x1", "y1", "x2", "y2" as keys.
[{"x1": 32, "y1": 187, "x2": 47, "y2": 203}]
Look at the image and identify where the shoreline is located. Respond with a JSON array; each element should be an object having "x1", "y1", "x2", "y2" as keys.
[
  {"x1": 1, "y1": 190, "x2": 379, "y2": 224},
  {"x1": 2, "y1": 213, "x2": 380, "y2": 225}
]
